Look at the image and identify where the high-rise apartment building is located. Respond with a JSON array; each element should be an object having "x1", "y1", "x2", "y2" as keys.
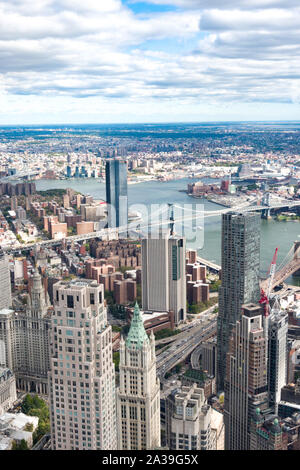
[
  {"x1": 0, "y1": 270, "x2": 51, "y2": 394},
  {"x1": 224, "y1": 303, "x2": 269, "y2": 450},
  {"x1": 105, "y1": 158, "x2": 128, "y2": 230},
  {"x1": 117, "y1": 303, "x2": 160, "y2": 450},
  {"x1": 48, "y1": 279, "x2": 117, "y2": 450},
  {"x1": 0, "y1": 251, "x2": 12, "y2": 310},
  {"x1": 268, "y1": 300, "x2": 288, "y2": 413},
  {"x1": 142, "y1": 232, "x2": 186, "y2": 325},
  {"x1": 217, "y1": 212, "x2": 261, "y2": 391},
  {"x1": 168, "y1": 384, "x2": 215, "y2": 450}
]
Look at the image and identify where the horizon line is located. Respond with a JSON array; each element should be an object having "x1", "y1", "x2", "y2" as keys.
[{"x1": 1, "y1": 120, "x2": 300, "y2": 127}]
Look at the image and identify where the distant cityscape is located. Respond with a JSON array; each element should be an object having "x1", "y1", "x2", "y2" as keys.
[{"x1": 0, "y1": 123, "x2": 300, "y2": 452}]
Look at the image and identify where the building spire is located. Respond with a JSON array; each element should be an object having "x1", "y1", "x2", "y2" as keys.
[{"x1": 125, "y1": 302, "x2": 149, "y2": 350}]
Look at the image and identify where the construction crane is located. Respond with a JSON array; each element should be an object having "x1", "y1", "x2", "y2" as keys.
[
  {"x1": 259, "y1": 247, "x2": 279, "y2": 315},
  {"x1": 259, "y1": 247, "x2": 279, "y2": 361}
]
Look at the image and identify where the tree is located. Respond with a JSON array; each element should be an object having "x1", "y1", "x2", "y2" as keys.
[
  {"x1": 154, "y1": 328, "x2": 180, "y2": 340},
  {"x1": 104, "y1": 290, "x2": 114, "y2": 306},
  {"x1": 24, "y1": 422, "x2": 34, "y2": 432},
  {"x1": 112, "y1": 325, "x2": 122, "y2": 332},
  {"x1": 21, "y1": 394, "x2": 50, "y2": 445},
  {"x1": 247, "y1": 183, "x2": 258, "y2": 191},
  {"x1": 210, "y1": 280, "x2": 221, "y2": 292},
  {"x1": 121, "y1": 324, "x2": 130, "y2": 336},
  {"x1": 21, "y1": 394, "x2": 34, "y2": 414},
  {"x1": 12, "y1": 439, "x2": 29, "y2": 450},
  {"x1": 113, "y1": 352, "x2": 120, "y2": 372}
]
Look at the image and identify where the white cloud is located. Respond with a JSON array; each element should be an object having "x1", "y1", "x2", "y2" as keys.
[
  {"x1": 200, "y1": 7, "x2": 300, "y2": 31},
  {"x1": 0, "y1": 0, "x2": 300, "y2": 122},
  {"x1": 136, "y1": 0, "x2": 300, "y2": 10}
]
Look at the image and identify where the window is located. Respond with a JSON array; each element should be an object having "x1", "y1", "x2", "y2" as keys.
[{"x1": 67, "y1": 295, "x2": 74, "y2": 308}]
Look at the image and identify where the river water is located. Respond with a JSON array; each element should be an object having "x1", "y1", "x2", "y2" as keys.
[{"x1": 35, "y1": 177, "x2": 300, "y2": 283}]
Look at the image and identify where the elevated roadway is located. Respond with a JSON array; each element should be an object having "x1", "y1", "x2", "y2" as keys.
[{"x1": 156, "y1": 319, "x2": 217, "y2": 380}]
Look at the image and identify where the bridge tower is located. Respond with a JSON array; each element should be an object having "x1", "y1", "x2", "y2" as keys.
[
  {"x1": 261, "y1": 192, "x2": 271, "y2": 219},
  {"x1": 293, "y1": 241, "x2": 300, "y2": 277},
  {"x1": 168, "y1": 203, "x2": 175, "y2": 235}
]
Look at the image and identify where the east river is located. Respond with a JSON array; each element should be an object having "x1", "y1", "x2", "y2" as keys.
[{"x1": 35, "y1": 177, "x2": 300, "y2": 284}]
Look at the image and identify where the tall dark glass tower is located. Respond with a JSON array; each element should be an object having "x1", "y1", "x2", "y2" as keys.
[
  {"x1": 217, "y1": 212, "x2": 261, "y2": 391},
  {"x1": 105, "y1": 158, "x2": 128, "y2": 230}
]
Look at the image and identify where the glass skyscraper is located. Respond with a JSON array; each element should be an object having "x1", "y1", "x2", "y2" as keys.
[
  {"x1": 217, "y1": 212, "x2": 261, "y2": 391},
  {"x1": 105, "y1": 158, "x2": 128, "y2": 230}
]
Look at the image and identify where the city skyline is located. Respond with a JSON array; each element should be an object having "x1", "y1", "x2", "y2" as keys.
[
  {"x1": 1, "y1": 158, "x2": 300, "y2": 450},
  {"x1": 1, "y1": 1, "x2": 300, "y2": 452}
]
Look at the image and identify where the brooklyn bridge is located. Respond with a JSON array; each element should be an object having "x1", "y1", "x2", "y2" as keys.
[{"x1": 261, "y1": 241, "x2": 300, "y2": 291}]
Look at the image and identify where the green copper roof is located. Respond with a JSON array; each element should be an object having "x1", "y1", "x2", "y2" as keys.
[{"x1": 125, "y1": 302, "x2": 149, "y2": 350}]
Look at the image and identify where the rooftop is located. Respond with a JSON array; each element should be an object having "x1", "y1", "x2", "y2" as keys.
[
  {"x1": 126, "y1": 302, "x2": 149, "y2": 350},
  {"x1": 0, "y1": 308, "x2": 14, "y2": 316}
]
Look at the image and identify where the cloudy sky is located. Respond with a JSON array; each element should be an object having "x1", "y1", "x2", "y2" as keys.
[{"x1": 0, "y1": 0, "x2": 299, "y2": 124}]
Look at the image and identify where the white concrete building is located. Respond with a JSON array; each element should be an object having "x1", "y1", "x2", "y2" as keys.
[
  {"x1": 48, "y1": 279, "x2": 117, "y2": 450},
  {"x1": 169, "y1": 384, "x2": 214, "y2": 450},
  {"x1": 117, "y1": 302, "x2": 161, "y2": 450},
  {"x1": 268, "y1": 301, "x2": 289, "y2": 413},
  {"x1": 0, "y1": 412, "x2": 39, "y2": 450},
  {"x1": 211, "y1": 408, "x2": 225, "y2": 450},
  {"x1": 0, "y1": 368, "x2": 17, "y2": 415},
  {"x1": 142, "y1": 231, "x2": 186, "y2": 325}
]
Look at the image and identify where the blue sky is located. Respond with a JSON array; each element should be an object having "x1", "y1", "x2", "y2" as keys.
[
  {"x1": 0, "y1": 0, "x2": 299, "y2": 124},
  {"x1": 124, "y1": 1, "x2": 178, "y2": 14}
]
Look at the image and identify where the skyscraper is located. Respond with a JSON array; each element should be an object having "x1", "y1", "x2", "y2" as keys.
[
  {"x1": 268, "y1": 299, "x2": 288, "y2": 413},
  {"x1": 48, "y1": 279, "x2": 117, "y2": 450},
  {"x1": 105, "y1": 158, "x2": 128, "y2": 230},
  {"x1": 19, "y1": 269, "x2": 51, "y2": 393},
  {"x1": 0, "y1": 251, "x2": 12, "y2": 310},
  {"x1": 142, "y1": 231, "x2": 186, "y2": 325},
  {"x1": 224, "y1": 303, "x2": 269, "y2": 450},
  {"x1": 117, "y1": 302, "x2": 160, "y2": 450},
  {"x1": 217, "y1": 212, "x2": 261, "y2": 391},
  {"x1": 0, "y1": 270, "x2": 51, "y2": 394}
]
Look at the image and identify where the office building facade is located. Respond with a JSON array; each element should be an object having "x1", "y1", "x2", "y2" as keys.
[
  {"x1": 0, "y1": 270, "x2": 51, "y2": 394},
  {"x1": 0, "y1": 251, "x2": 12, "y2": 310},
  {"x1": 224, "y1": 303, "x2": 269, "y2": 450},
  {"x1": 48, "y1": 279, "x2": 117, "y2": 450},
  {"x1": 105, "y1": 158, "x2": 128, "y2": 230},
  {"x1": 268, "y1": 301, "x2": 288, "y2": 413},
  {"x1": 0, "y1": 367, "x2": 17, "y2": 415},
  {"x1": 117, "y1": 303, "x2": 160, "y2": 450},
  {"x1": 217, "y1": 212, "x2": 261, "y2": 391},
  {"x1": 142, "y1": 232, "x2": 186, "y2": 325}
]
